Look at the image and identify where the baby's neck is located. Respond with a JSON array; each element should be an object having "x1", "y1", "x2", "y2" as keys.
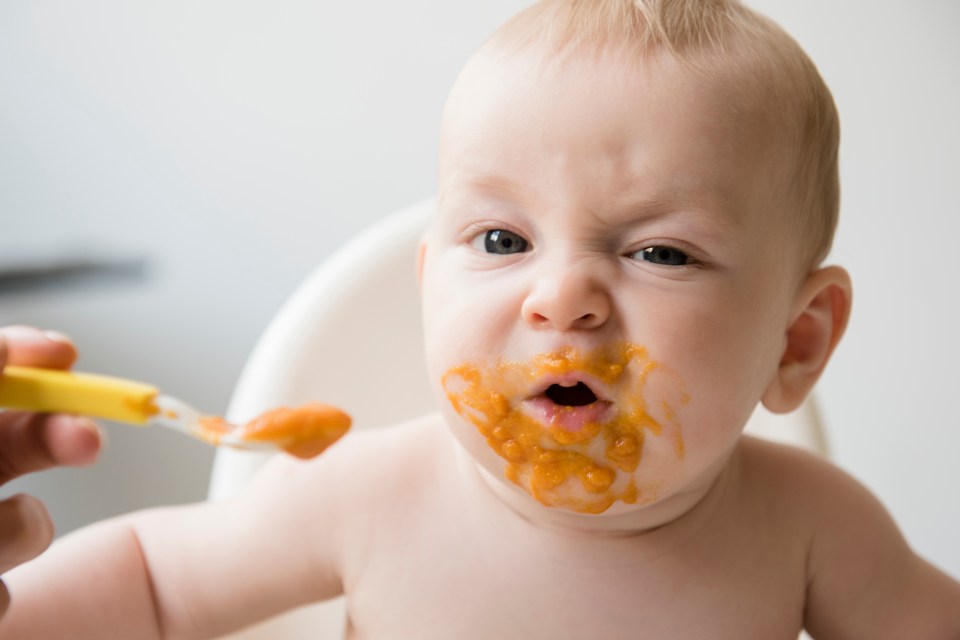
[{"x1": 455, "y1": 438, "x2": 739, "y2": 539}]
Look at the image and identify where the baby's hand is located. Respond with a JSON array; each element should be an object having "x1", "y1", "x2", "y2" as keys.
[{"x1": 0, "y1": 326, "x2": 102, "y2": 617}]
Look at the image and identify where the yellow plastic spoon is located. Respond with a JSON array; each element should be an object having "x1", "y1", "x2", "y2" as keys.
[{"x1": 0, "y1": 366, "x2": 350, "y2": 458}]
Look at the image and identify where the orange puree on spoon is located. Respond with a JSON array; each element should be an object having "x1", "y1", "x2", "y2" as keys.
[
  {"x1": 443, "y1": 344, "x2": 685, "y2": 514},
  {"x1": 198, "y1": 403, "x2": 351, "y2": 459}
]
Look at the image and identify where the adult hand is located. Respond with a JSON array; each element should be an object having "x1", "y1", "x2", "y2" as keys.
[{"x1": 0, "y1": 326, "x2": 102, "y2": 617}]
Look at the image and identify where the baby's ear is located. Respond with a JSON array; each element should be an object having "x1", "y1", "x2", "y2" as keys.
[{"x1": 762, "y1": 265, "x2": 852, "y2": 414}]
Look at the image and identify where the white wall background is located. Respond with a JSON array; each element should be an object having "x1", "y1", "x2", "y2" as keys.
[{"x1": 2, "y1": 0, "x2": 958, "y2": 585}]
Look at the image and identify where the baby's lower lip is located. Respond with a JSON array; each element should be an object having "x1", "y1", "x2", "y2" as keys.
[{"x1": 522, "y1": 396, "x2": 613, "y2": 432}]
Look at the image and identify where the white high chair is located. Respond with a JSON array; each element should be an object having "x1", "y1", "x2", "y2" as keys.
[{"x1": 207, "y1": 198, "x2": 828, "y2": 640}]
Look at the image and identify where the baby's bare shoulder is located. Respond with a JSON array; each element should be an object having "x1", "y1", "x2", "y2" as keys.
[
  {"x1": 732, "y1": 435, "x2": 854, "y2": 524},
  {"x1": 231, "y1": 415, "x2": 450, "y2": 589},
  {"x1": 736, "y1": 435, "x2": 906, "y2": 545},
  {"x1": 737, "y1": 435, "x2": 847, "y2": 502},
  {"x1": 738, "y1": 435, "x2": 916, "y2": 540},
  {"x1": 251, "y1": 413, "x2": 448, "y2": 506},
  {"x1": 738, "y1": 436, "x2": 960, "y2": 638}
]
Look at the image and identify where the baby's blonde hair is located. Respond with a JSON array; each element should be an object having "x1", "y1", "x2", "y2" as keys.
[{"x1": 488, "y1": 0, "x2": 840, "y2": 269}]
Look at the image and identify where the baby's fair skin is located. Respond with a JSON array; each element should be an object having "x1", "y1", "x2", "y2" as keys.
[{"x1": 4, "y1": 16, "x2": 960, "y2": 640}]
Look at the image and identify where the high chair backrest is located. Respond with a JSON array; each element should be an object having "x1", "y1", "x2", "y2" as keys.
[{"x1": 208, "y1": 198, "x2": 828, "y2": 640}]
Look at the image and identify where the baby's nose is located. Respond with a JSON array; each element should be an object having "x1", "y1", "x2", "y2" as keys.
[{"x1": 521, "y1": 263, "x2": 611, "y2": 332}]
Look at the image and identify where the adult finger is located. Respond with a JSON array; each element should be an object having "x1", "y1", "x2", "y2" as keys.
[
  {"x1": 0, "y1": 326, "x2": 77, "y2": 370},
  {"x1": 0, "y1": 493, "x2": 54, "y2": 618},
  {"x1": 0, "y1": 493, "x2": 54, "y2": 576},
  {"x1": 0, "y1": 413, "x2": 102, "y2": 486}
]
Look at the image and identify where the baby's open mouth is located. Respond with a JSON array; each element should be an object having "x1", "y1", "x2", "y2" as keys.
[
  {"x1": 524, "y1": 379, "x2": 612, "y2": 437},
  {"x1": 544, "y1": 381, "x2": 597, "y2": 406}
]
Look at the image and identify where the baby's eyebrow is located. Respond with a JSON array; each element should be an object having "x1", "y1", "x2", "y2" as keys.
[
  {"x1": 437, "y1": 173, "x2": 528, "y2": 217},
  {"x1": 450, "y1": 173, "x2": 525, "y2": 201},
  {"x1": 440, "y1": 173, "x2": 744, "y2": 239},
  {"x1": 611, "y1": 203, "x2": 743, "y2": 249},
  {"x1": 608, "y1": 180, "x2": 747, "y2": 231}
]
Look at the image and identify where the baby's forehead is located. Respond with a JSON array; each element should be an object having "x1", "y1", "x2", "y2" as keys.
[
  {"x1": 440, "y1": 45, "x2": 793, "y2": 188},
  {"x1": 446, "y1": 38, "x2": 787, "y2": 140},
  {"x1": 436, "y1": 46, "x2": 806, "y2": 255}
]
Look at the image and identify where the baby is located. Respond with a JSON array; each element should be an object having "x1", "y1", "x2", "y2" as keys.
[{"x1": 3, "y1": 0, "x2": 960, "y2": 638}]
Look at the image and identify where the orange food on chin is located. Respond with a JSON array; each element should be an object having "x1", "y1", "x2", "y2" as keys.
[{"x1": 443, "y1": 344, "x2": 684, "y2": 514}]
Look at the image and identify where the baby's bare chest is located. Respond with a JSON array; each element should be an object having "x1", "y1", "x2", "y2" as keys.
[{"x1": 343, "y1": 507, "x2": 807, "y2": 639}]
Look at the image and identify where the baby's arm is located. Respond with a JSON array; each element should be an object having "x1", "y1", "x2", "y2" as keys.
[
  {"x1": 0, "y1": 450, "x2": 349, "y2": 638},
  {"x1": 802, "y1": 459, "x2": 960, "y2": 638}
]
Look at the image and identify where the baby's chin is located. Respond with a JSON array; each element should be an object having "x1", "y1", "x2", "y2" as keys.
[
  {"x1": 503, "y1": 457, "x2": 656, "y2": 515},
  {"x1": 467, "y1": 453, "x2": 691, "y2": 535},
  {"x1": 450, "y1": 427, "x2": 672, "y2": 518}
]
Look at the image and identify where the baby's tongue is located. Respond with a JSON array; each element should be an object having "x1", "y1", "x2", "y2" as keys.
[{"x1": 526, "y1": 395, "x2": 609, "y2": 432}]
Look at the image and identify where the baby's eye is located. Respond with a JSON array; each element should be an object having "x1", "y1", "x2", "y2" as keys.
[
  {"x1": 476, "y1": 229, "x2": 529, "y2": 255},
  {"x1": 639, "y1": 246, "x2": 690, "y2": 266}
]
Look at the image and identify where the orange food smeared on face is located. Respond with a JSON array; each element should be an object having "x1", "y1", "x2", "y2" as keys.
[
  {"x1": 443, "y1": 344, "x2": 685, "y2": 514},
  {"x1": 197, "y1": 403, "x2": 351, "y2": 459}
]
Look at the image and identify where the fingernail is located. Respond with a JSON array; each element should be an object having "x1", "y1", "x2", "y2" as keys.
[
  {"x1": 77, "y1": 417, "x2": 107, "y2": 445},
  {"x1": 43, "y1": 330, "x2": 73, "y2": 345}
]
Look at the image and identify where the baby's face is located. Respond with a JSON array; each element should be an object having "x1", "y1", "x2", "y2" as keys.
[{"x1": 420, "y1": 46, "x2": 803, "y2": 522}]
